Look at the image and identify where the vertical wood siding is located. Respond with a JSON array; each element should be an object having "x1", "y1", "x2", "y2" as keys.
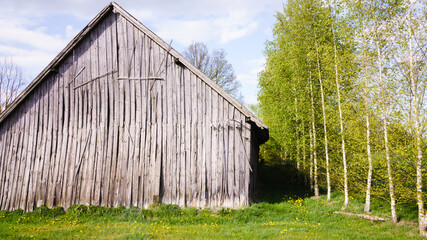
[{"x1": 0, "y1": 11, "x2": 258, "y2": 211}]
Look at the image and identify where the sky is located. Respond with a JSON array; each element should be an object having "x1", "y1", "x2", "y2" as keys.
[{"x1": 0, "y1": 0, "x2": 284, "y2": 105}]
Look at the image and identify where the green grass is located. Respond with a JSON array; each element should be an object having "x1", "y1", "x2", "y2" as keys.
[{"x1": 0, "y1": 164, "x2": 422, "y2": 239}]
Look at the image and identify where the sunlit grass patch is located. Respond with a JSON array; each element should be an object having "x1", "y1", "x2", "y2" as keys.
[{"x1": 0, "y1": 192, "x2": 422, "y2": 239}]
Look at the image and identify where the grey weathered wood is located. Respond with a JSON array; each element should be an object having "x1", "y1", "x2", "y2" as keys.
[
  {"x1": 153, "y1": 43, "x2": 162, "y2": 204},
  {"x1": 205, "y1": 87, "x2": 212, "y2": 207},
  {"x1": 244, "y1": 120, "x2": 252, "y2": 206},
  {"x1": 211, "y1": 90, "x2": 218, "y2": 206},
  {"x1": 217, "y1": 96, "x2": 224, "y2": 206},
  {"x1": 42, "y1": 76, "x2": 54, "y2": 206},
  {"x1": 228, "y1": 103, "x2": 235, "y2": 208},
  {"x1": 178, "y1": 66, "x2": 185, "y2": 207},
  {"x1": 49, "y1": 72, "x2": 61, "y2": 209},
  {"x1": 170, "y1": 58, "x2": 178, "y2": 205},
  {"x1": 0, "y1": 3, "x2": 268, "y2": 211},
  {"x1": 191, "y1": 73, "x2": 198, "y2": 207},
  {"x1": 10, "y1": 106, "x2": 25, "y2": 210},
  {"x1": 126, "y1": 18, "x2": 136, "y2": 208},
  {"x1": 16, "y1": 100, "x2": 27, "y2": 210}
]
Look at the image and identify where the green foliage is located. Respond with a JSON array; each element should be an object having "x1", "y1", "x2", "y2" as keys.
[{"x1": 257, "y1": 0, "x2": 427, "y2": 222}]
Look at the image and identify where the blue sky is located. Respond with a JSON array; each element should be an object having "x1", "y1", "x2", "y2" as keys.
[{"x1": 0, "y1": 0, "x2": 284, "y2": 105}]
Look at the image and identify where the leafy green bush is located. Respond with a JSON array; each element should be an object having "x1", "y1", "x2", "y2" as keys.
[{"x1": 66, "y1": 205, "x2": 88, "y2": 217}]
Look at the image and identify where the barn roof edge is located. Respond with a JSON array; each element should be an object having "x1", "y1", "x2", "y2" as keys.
[{"x1": 0, "y1": 2, "x2": 268, "y2": 140}]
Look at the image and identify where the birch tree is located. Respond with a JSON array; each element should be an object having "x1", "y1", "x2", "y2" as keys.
[
  {"x1": 183, "y1": 42, "x2": 243, "y2": 102},
  {"x1": 369, "y1": 0, "x2": 398, "y2": 223},
  {"x1": 405, "y1": 1, "x2": 427, "y2": 235},
  {"x1": 388, "y1": 0, "x2": 427, "y2": 234},
  {"x1": 0, "y1": 58, "x2": 25, "y2": 113},
  {"x1": 329, "y1": 0, "x2": 349, "y2": 206}
]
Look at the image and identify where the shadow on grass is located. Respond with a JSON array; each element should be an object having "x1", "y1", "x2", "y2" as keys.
[
  {"x1": 255, "y1": 163, "x2": 313, "y2": 204},
  {"x1": 254, "y1": 163, "x2": 419, "y2": 222}
]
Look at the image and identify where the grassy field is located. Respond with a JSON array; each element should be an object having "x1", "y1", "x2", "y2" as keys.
[{"x1": 0, "y1": 165, "x2": 422, "y2": 239}]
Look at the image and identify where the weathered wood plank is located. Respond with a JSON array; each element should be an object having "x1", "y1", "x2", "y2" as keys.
[
  {"x1": 211, "y1": 90, "x2": 218, "y2": 207},
  {"x1": 234, "y1": 108, "x2": 241, "y2": 206},
  {"x1": 137, "y1": 31, "x2": 147, "y2": 208},
  {"x1": 13, "y1": 102, "x2": 27, "y2": 210},
  {"x1": 47, "y1": 73, "x2": 59, "y2": 208},
  {"x1": 222, "y1": 100, "x2": 230, "y2": 207},
  {"x1": 65, "y1": 47, "x2": 80, "y2": 208},
  {"x1": 101, "y1": 13, "x2": 114, "y2": 207},
  {"x1": 2, "y1": 118, "x2": 16, "y2": 209},
  {"x1": 244, "y1": 120, "x2": 251, "y2": 206},
  {"x1": 57, "y1": 56, "x2": 72, "y2": 209},
  {"x1": 190, "y1": 72, "x2": 198, "y2": 207},
  {"x1": 94, "y1": 16, "x2": 108, "y2": 207},
  {"x1": 34, "y1": 80, "x2": 47, "y2": 208},
  {"x1": 51, "y1": 71, "x2": 62, "y2": 208},
  {"x1": 228, "y1": 102, "x2": 235, "y2": 208},
  {"x1": 205, "y1": 86, "x2": 212, "y2": 207},
  {"x1": 217, "y1": 96, "x2": 224, "y2": 207},
  {"x1": 170, "y1": 57, "x2": 178, "y2": 205},
  {"x1": 126, "y1": 18, "x2": 136, "y2": 208},
  {"x1": 117, "y1": 14, "x2": 128, "y2": 207},
  {"x1": 196, "y1": 77, "x2": 203, "y2": 207},
  {"x1": 184, "y1": 68, "x2": 191, "y2": 207},
  {"x1": 164, "y1": 52, "x2": 173, "y2": 205},
  {"x1": 23, "y1": 91, "x2": 39, "y2": 211},
  {"x1": 152, "y1": 42, "x2": 162, "y2": 204},
  {"x1": 238, "y1": 113, "x2": 246, "y2": 206},
  {"x1": 10, "y1": 105, "x2": 26, "y2": 210},
  {"x1": 159, "y1": 48, "x2": 168, "y2": 204},
  {"x1": 109, "y1": 11, "x2": 120, "y2": 208},
  {"x1": 132, "y1": 25, "x2": 142, "y2": 207},
  {"x1": 41, "y1": 76, "x2": 54, "y2": 206},
  {"x1": 200, "y1": 81, "x2": 207, "y2": 207},
  {"x1": 91, "y1": 22, "x2": 102, "y2": 206},
  {"x1": 178, "y1": 66, "x2": 186, "y2": 207},
  {"x1": 0, "y1": 124, "x2": 10, "y2": 209}
]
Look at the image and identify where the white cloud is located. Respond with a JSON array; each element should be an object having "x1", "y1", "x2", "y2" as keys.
[
  {"x1": 1, "y1": 0, "x2": 284, "y2": 20},
  {"x1": 153, "y1": 12, "x2": 259, "y2": 45},
  {"x1": 0, "y1": 0, "x2": 281, "y2": 82},
  {"x1": 65, "y1": 25, "x2": 78, "y2": 39},
  {"x1": 213, "y1": 11, "x2": 259, "y2": 43},
  {"x1": 154, "y1": 19, "x2": 216, "y2": 45},
  {"x1": 0, "y1": 17, "x2": 69, "y2": 78},
  {"x1": 0, "y1": 45, "x2": 57, "y2": 78},
  {"x1": 0, "y1": 19, "x2": 66, "y2": 52}
]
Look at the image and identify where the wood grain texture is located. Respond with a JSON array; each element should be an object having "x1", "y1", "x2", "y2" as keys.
[{"x1": 0, "y1": 6, "x2": 267, "y2": 212}]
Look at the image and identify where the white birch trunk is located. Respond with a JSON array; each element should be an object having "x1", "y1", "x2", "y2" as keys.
[
  {"x1": 407, "y1": 6, "x2": 425, "y2": 235},
  {"x1": 331, "y1": 25, "x2": 347, "y2": 206},
  {"x1": 315, "y1": 39, "x2": 330, "y2": 200},
  {"x1": 309, "y1": 73, "x2": 319, "y2": 197},
  {"x1": 309, "y1": 127, "x2": 313, "y2": 191},
  {"x1": 362, "y1": 30, "x2": 373, "y2": 213},
  {"x1": 376, "y1": 40, "x2": 398, "y2": 224}
]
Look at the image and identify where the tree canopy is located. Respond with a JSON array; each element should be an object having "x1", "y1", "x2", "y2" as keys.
[
  {"x1": 258, "y1": 0, "x2": 427, "y2": 235},
  {"x1": 183, "y1": 42, "x2": 243, "y2": 102}
]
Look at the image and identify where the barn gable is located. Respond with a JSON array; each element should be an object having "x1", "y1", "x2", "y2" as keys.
[{"x1": 0, "y1": 2, "x2": 268, "y2": 211}]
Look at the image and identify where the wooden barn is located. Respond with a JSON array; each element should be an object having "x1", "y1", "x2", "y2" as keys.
[{"x1": 0, "y1": 2, "x2": 268, "y2": 212}]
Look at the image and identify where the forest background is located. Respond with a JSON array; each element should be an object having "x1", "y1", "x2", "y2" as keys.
[{"x1": 256, "y1": 0, "x2": 427, "y2": 235}]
